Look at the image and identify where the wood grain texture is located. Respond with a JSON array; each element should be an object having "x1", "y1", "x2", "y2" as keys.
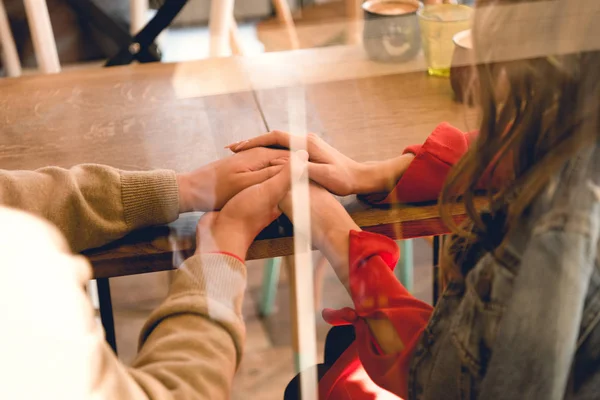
[
  {"x1": 255, "y1": 71, "x2": 479, "y2": 162},
  {"x1": 0, "y1": 55, "x2": 482, "y2": 279},
  {"x1": 0, "y1": 63, "x2": 266, "y2": 171}
]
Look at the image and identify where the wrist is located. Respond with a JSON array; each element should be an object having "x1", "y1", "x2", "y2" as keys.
[
  {"x1": 196, "y1": 215, "x2": 251, "y2": 260},
  {"x1": 176, "y1": 174, "x2": 192, "y2": 214},
  {"x1": 177, "y1": 172, "x2": 213, "y2": 213},
  {"x1": 355, "y1": 154, "x2": 415, "y2": 194},
  {"x1": 320, "y1": 221, "x2": 360, "y2": 290},
  {"x1": 354, "y1": 162, "x2": 385, "y2": 193}
]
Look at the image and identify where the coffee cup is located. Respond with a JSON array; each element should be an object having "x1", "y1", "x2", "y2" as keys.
[
  {"x1": 450, "y1": 29, "x2": 476, "y2": 103},
  {"x1": 363, "y1": 0, "x2": 422, "y2": 63}
]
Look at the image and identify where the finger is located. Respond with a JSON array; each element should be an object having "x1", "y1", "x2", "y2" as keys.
[
  {"x1": 261, "y1": 150, "x2": 309, "y2": 206},
  {"x1": 242, "y1": 147, "x2": 290, "y2": 171},
  {"x1": 270, "y1": 157, "x2": 289, "y2": 166},
  {"x1": 243, "y1": 165, "x2": 285, "y2": 187},
  {"x1": 227, "y1": 131, "x2": 292, "y2": 152},
  {"x1": 306, "y1": 162, "x2": 335, "y2": 189},
  {"x1": 224, "y1": 140, "x2": 244, "y2": 150}
]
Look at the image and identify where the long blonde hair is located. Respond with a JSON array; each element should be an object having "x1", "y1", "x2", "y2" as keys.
[{"x1": 439, "y1": 0, "x2": 600, "y2": 284}]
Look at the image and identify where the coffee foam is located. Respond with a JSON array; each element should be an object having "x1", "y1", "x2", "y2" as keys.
[{"x1": 365, "y1": 1, "x2": 418, "y2": 16}]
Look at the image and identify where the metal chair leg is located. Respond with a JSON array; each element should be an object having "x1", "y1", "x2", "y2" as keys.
[
  {"x1": 432, "y1": 236, "x2": 440, "y2": 305},
  {"x1": 395, "y1": 239, "x2": 414, "y2": 292},
  {"x1": 97, "y1": 277, "x2": 117, "y2": 353},
  {"x1": 259, "y1": 257, "x2": 281, "y2": 317}
]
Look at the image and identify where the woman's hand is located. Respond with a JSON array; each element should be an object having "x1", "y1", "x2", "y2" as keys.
[
  {"x1": 195, "y1": 151, "x2": 308, "y2": 261},
  {"x1": 227, "y1": 131, "x2": 415, "y2": 196},
  {"x1": 176, "y1": 147, "x2": 291, "y2": 213},
  {"x1": 227, "y1": 131, "x2": 364, "y2": 195},
  {"x1": 279, "y1": 183, "x2": 360, "y2": 289}
]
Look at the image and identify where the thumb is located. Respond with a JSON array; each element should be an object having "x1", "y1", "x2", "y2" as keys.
[{"x1": 261, "y1": 150, "x2": 308, "y2": 207}]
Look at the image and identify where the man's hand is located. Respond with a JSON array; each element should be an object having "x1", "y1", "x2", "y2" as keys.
[
  {"x1": 176, "y1": 147, "x2": 290, "y2": 213},
  {"x1": 195, "y1": 151, "x2": 308, "y2": 260}
]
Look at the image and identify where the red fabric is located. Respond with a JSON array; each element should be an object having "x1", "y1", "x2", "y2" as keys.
[
  {"x1": 370, "y1": 122, "x2": 478, "y2": 205},
  {"x1": 313, "y1": 123, "x2": 482, "y2": 398},
  {"x1": 319, "y1": 231, "x2": 433, "y2": 399}
]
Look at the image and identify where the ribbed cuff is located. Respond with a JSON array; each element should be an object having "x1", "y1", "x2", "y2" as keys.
[
  {"x1": 120, "y1": 169, "x2": 180, "y2": 229},
  {"x1": 170, "y1": 254, "x2": 247, "y2": 314},
  {"x1": 148, "y1": 253, "x2": 247, "y2": 364}
]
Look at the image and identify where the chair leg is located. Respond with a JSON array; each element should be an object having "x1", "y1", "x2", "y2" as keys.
[
  {"x1": 130, "y1": 0, "x2": 149, "y2": 35},
  {"x1": 0, "y1": 0, "x2": 21, "y2": 77},
  {"x1": 22, "y1": 0, "x2": 60, "y2": 73},
  {"x1": 259, "y1": 257, "x2": 281, "y2": 317},
  {"x1": 97, "y1": 277, "x2": 118, "y2": 353},
  {"x1": 395, "y1": 239, "x2": 414, "y2": 292},
  {"x1": 209, "y1": 0, "x2": 235, "y2": 57},
  {"x1": 228, "y1": 16, "x2": 244, "y2": 56},
  {"x1": 272, "y1": 0, "x2": 300, "y2": 50},
  {"x1": 432, "y1": 236, "x2": 440, "y2": 305},
  {"x1": 285, "y1": 256, "x2": 318, "y2": 379},
  {"x1": 345, "y1": 0, "x2": 362, "y2": 44}
]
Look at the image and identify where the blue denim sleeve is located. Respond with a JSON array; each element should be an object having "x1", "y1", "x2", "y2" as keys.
[{"x1": 479, "y1": 229, "x2": 596, "y2": 399}]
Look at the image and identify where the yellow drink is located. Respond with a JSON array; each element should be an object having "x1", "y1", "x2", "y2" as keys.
[{"x1": 418, "y1": 4, "x2": 473, "y2": 77}]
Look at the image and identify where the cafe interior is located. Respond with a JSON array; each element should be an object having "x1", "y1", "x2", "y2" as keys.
[{"x1": 1, "y1": 0, "x2": 598, "y2": 399}]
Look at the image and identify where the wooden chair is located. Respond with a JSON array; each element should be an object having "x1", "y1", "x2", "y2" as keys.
[
  {"x1": 0, "y1": 0, "x2": 60, "y2": 76},
  {"x1": 130, "y1": 0, "x2": 149, "y2": 35},
  {"x1": 0, "y1": 0, "x2": 20, "y2": 76},
  {"x1": 0, "y1": 0, "x2": 121, "y2": 353},
  {"x1": 209, "y1": 0, "x2": 300, "y2": 57}
]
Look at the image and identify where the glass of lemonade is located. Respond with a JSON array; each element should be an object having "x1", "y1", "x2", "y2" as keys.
[{"x1": 418, "y1": 4, "x2": 473, "y2": 77}]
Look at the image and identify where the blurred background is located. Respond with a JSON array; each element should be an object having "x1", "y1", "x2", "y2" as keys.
[{"x1": 0, "y1": 0, "x2": 371, "y2": 69}]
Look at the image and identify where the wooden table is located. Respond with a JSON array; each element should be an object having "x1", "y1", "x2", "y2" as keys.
[
  {"x1": 0, "y1": 45, "x2": 478, "y2": 276},
  {"x1": 0, "y1": 44, "x2": 478, "y2": 372}
]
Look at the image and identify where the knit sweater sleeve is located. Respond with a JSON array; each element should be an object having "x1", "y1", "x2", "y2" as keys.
[
  {"x1": 127, "y1": 252, "x2": 247, "y2": 400},
  {"x1": 0, "y1": 206, "x2": 245, "y2": 400},
  {"x1": 0, "y1": 164, "x2": 180, "y2": 252}
]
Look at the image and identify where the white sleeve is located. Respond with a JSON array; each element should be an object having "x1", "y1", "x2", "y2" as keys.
[
  {"x1": 0, "y1": 207, "x2": 147, "y2": 400},
  {"x1": 0, "y1": 206, "x2": 246, "y2": 400}
]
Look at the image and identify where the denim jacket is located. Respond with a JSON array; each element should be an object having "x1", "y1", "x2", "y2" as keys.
[{"x1": 408, "y1": 143, "x2": 600, "y2": 399}]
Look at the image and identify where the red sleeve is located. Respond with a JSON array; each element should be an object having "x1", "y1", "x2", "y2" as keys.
[
  {"x1": 364, "y1": 122, "x2": 478, "y2": 205},
  {"x1": 321, "y1": 231, "x2": 433, "y2": 399}
]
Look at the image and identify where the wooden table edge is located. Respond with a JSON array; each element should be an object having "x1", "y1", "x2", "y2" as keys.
[{"x1": 87, "y1": 198, "x2": 485, "y2": 279}]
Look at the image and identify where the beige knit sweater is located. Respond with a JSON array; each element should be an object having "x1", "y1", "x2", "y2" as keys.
[{"x1": 0, "y1": 165, "x2": 246, "y2": 399}]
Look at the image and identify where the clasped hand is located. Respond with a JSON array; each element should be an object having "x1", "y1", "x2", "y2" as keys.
[
  {"x1": 195, "y1": 150, "x2": 312, "y2": 260},
  {"x1": 192, "y1": 132, "x2": 366, "y2": 272},
  {"x1": 189, "y1": 129, "x2": 413, "y2": 265}
]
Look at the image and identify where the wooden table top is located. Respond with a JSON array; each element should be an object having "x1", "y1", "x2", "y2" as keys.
[{"x1": 0, "y1": 45, "x2": 480, "y2": 278}]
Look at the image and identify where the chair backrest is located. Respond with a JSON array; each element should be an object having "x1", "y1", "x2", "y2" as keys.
[
  {"x1": 0, "y1": 0, "x2": 21, "y2": 77},
  {"x1": 22, "y1": 0, "x2": 60, "y2": 74},
  {"x1": 131, "y1": 0, "x2": 150, "y2": 35},
  {"x1": 0, "y1": 0, "x2": 60, "y2": 77}
]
